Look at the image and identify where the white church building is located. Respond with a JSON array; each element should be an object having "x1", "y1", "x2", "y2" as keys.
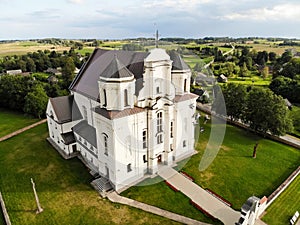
[{"x1": 46, "y1": 48, "x2": 198, "y2": 192}]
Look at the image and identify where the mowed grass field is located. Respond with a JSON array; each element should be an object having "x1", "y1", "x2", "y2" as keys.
[
  {"x1": 123, "y1": 117, "x2": 300, "y2": 216},
  {"x1": 0, "y1": 41, "x2": 70, "y2": 57},
  {"x1": 262, "y1": 175, "x2": 300, "y2": 225},
  {"x1": 0, "y1": 123, "x2": 179, "y2": 225},
  {"x1": 0, "y1": 108, "x2": 39, "y2": 137}
]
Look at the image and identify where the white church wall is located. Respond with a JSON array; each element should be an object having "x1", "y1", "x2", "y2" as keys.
[
  {"x1": 112, "y1": 111, "x2": 148, "y2": 190},
  {"x1": 173, "y1": 98, "x2": 196, "y2": 160}
]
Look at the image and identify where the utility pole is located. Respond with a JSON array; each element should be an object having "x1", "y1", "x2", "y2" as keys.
[{"x1": 31, "y1": 178, "x2": 43, "y2": 214}]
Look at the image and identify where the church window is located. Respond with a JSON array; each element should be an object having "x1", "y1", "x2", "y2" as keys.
[
  {"x1": 103, "y1": 89, "x2": 107, "y2": 107},
  {"x1": 127, "y1": 163, "x2": 132, "y2": 172},
  {"x1": 170, "y1": 121, "x2": 174, "y2": 138},
  {"x1": 143, "y1": 130, "x2": 147, "y2": 148},
  {"x1": 124, "y1": 89, "x2": 129, "y2": 106},
  {"x1": 184, "y1": 79, "x2": 187, "y2": 92},
  {"x1": 183, "y1": 140, "x2": 186, "y2": 147},
  {"x1": 157, "y1": 112, "x2": 163, "y2": 132},
  {"x1": 103, "y1": 134, "x2": 108, "y2": 155},
  {"x1": 157, "y1": 112, "x2": 163, "y2": 144}
]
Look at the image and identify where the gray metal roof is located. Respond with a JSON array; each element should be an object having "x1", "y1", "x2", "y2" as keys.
[
  {"x1": 100, "y1": 56, "x2": 134, "y2": 79},
  {"x1": 241, "y1": 196, "x2": 260, "y2": 212},
  {"x1": 169, "y1": 50, "x2": 190, "y2": 71},
  {"x1": 50, "y1": 95, "x2": 82, "y2": 123},
  {"x1": 61, "y1": 132, "x2": 76, "y2": 145},
  {"x1": 73, "y1": 120, "x2": 97, "y2": 147},
  {"x1": 70, "y1": 49, "x2": 149, "y2": 101}
]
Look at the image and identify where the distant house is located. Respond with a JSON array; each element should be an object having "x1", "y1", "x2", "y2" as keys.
[
  {"x1": 47, "y1": 75, "x2": 59, "y2": 84},
  {"x1": 284, "y1": 98, "x2": 293, "y2": 110},
  {"x1": 45, "y1": 68, "x2": 61, "y2": 76},
  {"x1": 6, "y1": 69, "x2": 22, "y2": 75},
  {"x1": 218, "y1": 74, "x2": 228, "y2": 83}
]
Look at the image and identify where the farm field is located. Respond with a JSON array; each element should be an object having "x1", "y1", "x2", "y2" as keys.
[
  {"x1": 226, "y1": 76, "x2": 271, "y2": 86},
  {"x1": 0, "y1": 41, "x2": 70, "y2": 57},
  {"x1": 262, "y1": 175, "x2": 300, "y2": 225},
  {"x1": 0, "y1": 123, "x2": 179, "y2": 225}
]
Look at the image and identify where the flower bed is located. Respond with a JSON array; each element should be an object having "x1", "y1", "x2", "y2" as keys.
[
  {"x1": 180, "y1": 171, "x2": 195, "y2": 182},
  {"x1": 165, "y1": 181, "x2": 179, "y2": 192},
  {"x1": 205, "y1": 188, "x2": 232, "y2": 207}
]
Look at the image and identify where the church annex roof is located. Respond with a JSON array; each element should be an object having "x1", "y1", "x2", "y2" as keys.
[
  {"x1": 169, "y1": 50, "x2": 190, "y2": 71},
  {"x1": 94, "y1": 107, "x2": 145, "y2": 120},
  {"x1": 73, "y1": 120, "x2": 97, "y2": 147},
  {"x1": 49, "y1": 95, "x2": 82, "y2": 123}
]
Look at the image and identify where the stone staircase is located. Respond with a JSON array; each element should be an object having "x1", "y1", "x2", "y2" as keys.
[{"x1": 91, "y1": 177, "x2": 113, "y2": 193}]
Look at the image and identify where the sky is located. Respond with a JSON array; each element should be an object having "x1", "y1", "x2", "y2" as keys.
[{"x1": 1, "y1": 0, "x2": 300, "y2": 40}]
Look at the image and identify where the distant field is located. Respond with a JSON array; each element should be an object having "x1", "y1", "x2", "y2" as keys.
[
  {"x1": 262, "y1": 175, "x2": 300, "y2": 225},
  {"x1": 0, "y1": 41, "x2": 70, "y2": 57},
  {"x1": 227, "y1": 76, "x2": 271, "y2": 86},
  {"x1": 0, "y1": 108, "x2": 38, "y2": 137}
]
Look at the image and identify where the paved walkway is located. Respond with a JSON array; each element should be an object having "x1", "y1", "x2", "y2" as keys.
[
  {"x1": 0, "y1": 119, "x2": 47, "y2": 142},
  {"x1": 107, "y1": 191, "x2": 210, "y2": 225},
  {"x1": 158, "y1": 166, "x2": 240, "y2": 225}
]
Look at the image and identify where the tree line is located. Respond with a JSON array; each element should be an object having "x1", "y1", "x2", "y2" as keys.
[
  {"x1": 213, "y1": 83, "x2": 293, "y2": 136},
  {"x1": 0, "y1": 48, "x2": 84, "y2": 118}
]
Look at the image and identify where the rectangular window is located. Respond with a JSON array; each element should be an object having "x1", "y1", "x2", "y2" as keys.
[
  {"x1": 157, "y1": 134, "x2": 163, "y2": 144},
  {"x1": 143, "y1": 155, "x2": 147, "y2": 163},
  {"x1": 143, "y1": 130, "x2": 147, "y2": 148},
  {"x1": 157, "y1": 112, "x2": 163, "y2": 132},
  {"x1": 183, "y1": 140, "x2": 186, "y2": 147},
  {"x1": 156, "y1": 86, "x2": 160, "y2": 94},
  {"x1": 170, "y1": 121, "x2": 173, "y2": 138},
  {"x1": 127, "y1": 163, "x2": 132, "y2": 172}
]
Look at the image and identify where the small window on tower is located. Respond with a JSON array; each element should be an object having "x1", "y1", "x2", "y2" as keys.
[{"x1": 127, "y1": 163, "x2": 132, "y2": 172}]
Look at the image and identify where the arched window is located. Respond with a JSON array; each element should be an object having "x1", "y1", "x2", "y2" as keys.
[
  {"x1": 103, "y1": 89, "x2": 107, "y2": 107},
  {"x1": 103, "y1": 134, "x2": 108, "y2": 155},
  {"x1": 157, "y1": 112, "x2": 163, "y2": 144},
  {"x1": 184, "y1": 79, "x2": 187, "y2": 92},
  {"x1": 124, "y1": 89, "x2": 129, "y2": 106},
  {"x1": 143, "y1": 130, "x2": 147, "y2": 149}
]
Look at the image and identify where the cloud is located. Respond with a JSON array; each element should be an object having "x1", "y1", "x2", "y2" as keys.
[
  {"x1": 67, "y1": 0, "x2": 85, "y2": 4},
  {"x1": 222, "y1": 3, "x2": 300, "y2": 21}
]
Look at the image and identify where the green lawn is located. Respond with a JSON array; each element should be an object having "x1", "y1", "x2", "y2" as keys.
[
  {"x1": 262, "y1": 175, "x2": 300, "y2": 225},
  {"x1": 0, "y1": 124, "x2": 179, "y2": 225},
  {"x1": 182, "y1": 121, "x2": 300, "y2": 209},
  {"x1": 122, "y1": 119, "x2": 300, "y2": 219},
  {"x1": 122, "y1": 177, "x2": 222, "y2": 224},
  {"x1": 0, "y1": 108, "x2": 39, "y2": 137}
]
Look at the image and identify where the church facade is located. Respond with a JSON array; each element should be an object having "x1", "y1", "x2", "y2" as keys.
[{"x1": 46, "y1": 48, "x2": 198, "y2": 192}]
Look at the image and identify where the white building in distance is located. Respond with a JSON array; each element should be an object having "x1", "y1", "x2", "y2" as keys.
[{"x1": 46, "y1": 48, "x2": 198, "y2": 192}]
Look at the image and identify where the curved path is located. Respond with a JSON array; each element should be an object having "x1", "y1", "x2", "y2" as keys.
[{"x1": 0, "y1": 119, "x2": 47, "y2": 142}]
